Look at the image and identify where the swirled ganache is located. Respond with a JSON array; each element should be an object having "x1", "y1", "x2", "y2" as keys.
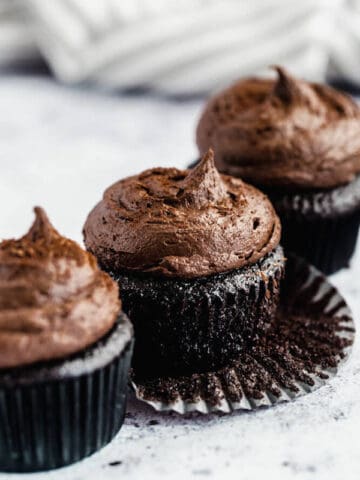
[
  {"x1": 83, "y1": 149, "x2": 281, "y2": 278},
  {"x1": 196, "y1": 67, "x2": 360, "y2": 274},
  {"x1": 197, "y1": 66, "x2": 360, "y2": 190},
  {"x1": 0, "y1": 207, "x2": 121, "y2": 368},
  {"x1": 83, "y1": 151, "x2": 285, "y2": 378},
  {"x1": 0, "y1": 208, "x2": 133, "y2": 472}
]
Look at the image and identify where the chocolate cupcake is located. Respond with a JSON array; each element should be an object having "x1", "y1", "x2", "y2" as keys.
[
  {"x1": 0, "y1": 208, "x2": 133, "y2": 472},
  {"x1": 196, "y1": 67, "x2": 360, "y2": 274},
  {"x1": 83, "y1": 150, "x2": 284, "y2": 380}
]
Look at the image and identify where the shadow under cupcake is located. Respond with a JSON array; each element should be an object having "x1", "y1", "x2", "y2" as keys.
[
  {"x1": 195, "y1": 67, "x2": 360, "y2": 274},
  {"x1": 0, "y1": 208, "x2": 133, "y2": 472}
]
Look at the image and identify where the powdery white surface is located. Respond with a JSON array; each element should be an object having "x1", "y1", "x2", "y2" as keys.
[{"x1": 0, "y1": 75, "x2": 360, "y2": 480}]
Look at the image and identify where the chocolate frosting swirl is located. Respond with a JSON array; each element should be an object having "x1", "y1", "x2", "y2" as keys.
[
  {"x1": 83, "y1": 150, "x2": 281, "y2": 278},
  {"x1": 197, "y1": 67, "x2": 360, "y2": 189},
  {"x1": 0, "y1": 208, "x2": 120, "y2": 369}
]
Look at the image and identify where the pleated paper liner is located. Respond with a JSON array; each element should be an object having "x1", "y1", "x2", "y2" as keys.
[
  {"x1": 0, "y1": 313, "x2": 133, "y2": 472},
  {"x1": 132, "y1": 255, "x2": 355, "y2": 414},
  {"x1": 278, "y1": 211, "x2": 360, "y2": 275}
]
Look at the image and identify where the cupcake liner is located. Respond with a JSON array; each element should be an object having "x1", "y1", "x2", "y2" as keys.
[
  {"x1": 131, "y1": 256, "x2": 355, "y2": 414},
  {"x1": 0, "y1": 314, "x2": 133, "y2": 472},
  {"x1": 278, "y1": 211, "x2": 360, "y2": 275},
  {"x1": 112, "y1": 248, "x2": 284, "y2": 378}
]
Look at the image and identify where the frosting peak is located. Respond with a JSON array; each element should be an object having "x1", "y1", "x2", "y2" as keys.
[
  {"x1": 0, "y1": 207, "x2": 120, "y2": 369},
  {"x1": 1, "y1": 207, "x2": 90, "y2": 266},
  {"x1": 83, "y1": 156, "x2": 281, "y2": 278},
  {"x1": 197, "y1": 66, "x2": 360, "y2": 189},
  {"x1": 26, "y1": 207, "x2": 56, "y2": 242},
  {"x1": 177, "y1": 149, "x2": 228, "y2": 208},
  {"x1": 271, "y1": 66, "x2": 319, "y2": 110}
]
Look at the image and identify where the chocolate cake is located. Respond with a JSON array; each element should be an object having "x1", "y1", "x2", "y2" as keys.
[
  {"x1": 83, "y1": 150, "x2": 284, "y2": 379},
  {"x1": 0, "y1": 208, "x2": 133, "y2": 472}
]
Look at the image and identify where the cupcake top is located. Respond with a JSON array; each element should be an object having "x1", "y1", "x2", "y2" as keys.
[
  {"x1": 196, "y1": 67, "x2": 360, "y2": 190},
  {"x1": 0, "y1": 207, "x2": 120, "y2": 369},
  {"x1": 83, "y1": 149, "x2": 281, "y2": 278}
]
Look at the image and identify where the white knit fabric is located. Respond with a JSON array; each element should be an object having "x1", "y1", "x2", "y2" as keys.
[
  {"x1": 1, "y1": 0, "x2": 360, "y2": 94},
  {"x1": 0, "y1": 0, "x2": 38, "y2": 65}
]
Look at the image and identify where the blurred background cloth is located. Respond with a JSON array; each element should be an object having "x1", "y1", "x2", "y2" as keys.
[{"x1": 1, "y1": 0, "x2": 360, "y2": 95}]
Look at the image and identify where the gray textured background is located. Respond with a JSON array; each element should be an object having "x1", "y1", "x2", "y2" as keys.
[{"x1": 0, "y1": 74, "x2": 359, "y2": 480}]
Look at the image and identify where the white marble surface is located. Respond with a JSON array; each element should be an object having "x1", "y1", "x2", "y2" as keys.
[{"x1": 0, "y1": 75, "x2": 360, "y2": 480}]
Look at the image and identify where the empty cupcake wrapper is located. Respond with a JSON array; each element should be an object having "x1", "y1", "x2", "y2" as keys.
[{"x1": 131, "y1": 255, "x2": 355, "y2": 414}]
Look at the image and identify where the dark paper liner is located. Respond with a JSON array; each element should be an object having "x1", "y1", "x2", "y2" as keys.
[
  {"x1": 0, "y1": 313, "x2": 133, "y2": 472},
  {"x1": 132, "y1": 256, "x2": 355, "y2": 414},
  {"x1": 277, "y1": 211, "x2": 360, "y2": 275},
  {"x1": 111, "y1": 247, "x2": 284, "y2": 378}
]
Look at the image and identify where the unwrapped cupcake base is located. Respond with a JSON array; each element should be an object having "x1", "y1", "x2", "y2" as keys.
[{"x1": 132, "y1": 256, "x2": 355, "y2": 414}]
